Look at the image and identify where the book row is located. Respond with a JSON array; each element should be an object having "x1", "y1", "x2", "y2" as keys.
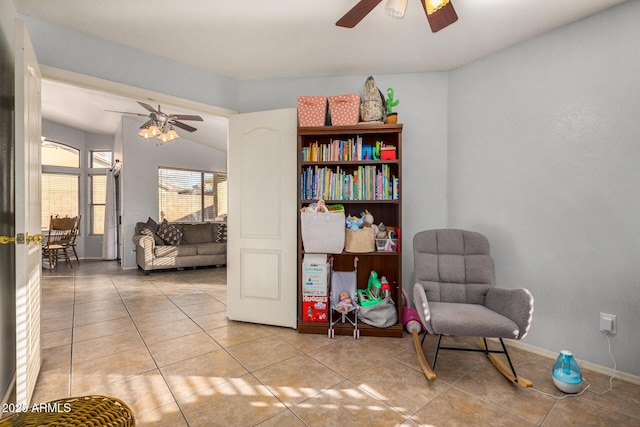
[
  {"x1": 300, "y1": 164, "x2": 399, "y2": 201},
  {"x1": 301, "y1": 138, "x2": 396, "y2": 162}
]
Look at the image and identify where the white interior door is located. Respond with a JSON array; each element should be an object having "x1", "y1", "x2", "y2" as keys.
[
  {"x1": 227, "y1": 108, "x2": 297, "y2": 328},
  {"x1": 14, "y1": 19, "x2": 42, "y2": 406}
]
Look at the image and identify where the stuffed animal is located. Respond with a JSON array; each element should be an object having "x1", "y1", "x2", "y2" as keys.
[
  {"x1": 301, "y1": 199, "x2": 327, "y2": 213},
  {"x1": 337, "y1": 291, "x2": 352, "y2": 313},
  {"x1": 346, "y1": 215, "x2": 363, "y2": 230},
  {"x1": 362, "y1": 210, "x2": 374, "y2": 227}
]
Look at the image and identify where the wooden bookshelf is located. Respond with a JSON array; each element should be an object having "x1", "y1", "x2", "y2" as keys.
[{"x1": 297, "y1": 123, "x2": 403, "y2": 338}]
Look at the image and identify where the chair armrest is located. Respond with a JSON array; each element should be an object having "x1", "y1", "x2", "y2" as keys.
[
  {"x1": 485, "y1": 288, "x2": 534, "y2": 340},
  {"x1": 413, "y1": 283, "x2": 435, "y2": 335},
  {"x1": 132, "y1": 234, "x2": 152, "y2": 247},
  {"x1": 132, "y1": 235, "x2": 155, "y2": 270}
]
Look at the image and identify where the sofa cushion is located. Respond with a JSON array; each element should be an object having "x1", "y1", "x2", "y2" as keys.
[
  {"x1": 157, "y1": 220, "x2": 183, "y2": 246},
  {"x1": 197, "y1": 242, "x2": 226, "y2": 255},
  {"x1": 181, "y1": 223, "x2": 213, "y2": 244},
  {"x1": 155, "y1": 244, "x2": 198, "y2": 257}
]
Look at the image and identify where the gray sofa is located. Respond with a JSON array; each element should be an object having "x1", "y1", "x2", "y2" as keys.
[{"x1": 133, "y1": 219, "x2": 226, "y2": 274}]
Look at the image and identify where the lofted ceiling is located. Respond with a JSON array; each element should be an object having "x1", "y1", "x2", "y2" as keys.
[{"x1": 17, "y1": 0, "x2": 627, "y2": 151}]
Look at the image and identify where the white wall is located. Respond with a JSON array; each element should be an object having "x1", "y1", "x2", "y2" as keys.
[
  {"x1": 448, "y1": 1, "x2": 640, "y2": 376},
  {"x1": 238, "y1": 73, "x2": 450, "y2": 290},
  {"x1": 120, "y1": 117, "x2": 227, "y2": 270}
]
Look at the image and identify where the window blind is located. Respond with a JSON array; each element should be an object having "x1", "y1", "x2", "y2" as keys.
[{"x1": 41, "y1": 173, "x2": 79, "y2": 229}]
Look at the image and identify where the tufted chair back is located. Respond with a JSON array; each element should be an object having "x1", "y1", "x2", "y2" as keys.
[{"x1": 413, "y1": 229, "x2": 494, "y2": 305}]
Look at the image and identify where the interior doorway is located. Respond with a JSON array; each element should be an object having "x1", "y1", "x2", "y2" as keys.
[{"x1": 40, "y1": 67, "x2": 236, "y2": 268}]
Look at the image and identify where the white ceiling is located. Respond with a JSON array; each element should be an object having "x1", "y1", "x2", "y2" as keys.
[{"x1": 17, "y1": 0, "x2": 627, "y2": 151}]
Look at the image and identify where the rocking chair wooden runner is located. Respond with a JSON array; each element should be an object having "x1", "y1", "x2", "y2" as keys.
[{"x1": 411, "y1": 229, "x2": 534, "y2": 387}]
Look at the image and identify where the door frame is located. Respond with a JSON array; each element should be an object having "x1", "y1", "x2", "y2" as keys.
[{"x1": 40, "y1": 66, "x2": 237, "y2": 268}]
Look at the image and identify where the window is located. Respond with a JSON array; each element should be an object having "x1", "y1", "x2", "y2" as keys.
[
  {"x1": 41, "y1": 139, "x2": 80, "y2": 230},
  {"x1": 88, "y1": 150, "x2": 111, "y2": 235},
  {"x1": 41, "y1": 173, "x2": 79, "y2": 230},
  {"x1": 91, "y1": 150, "x2": 113, "y2": 168},
  {"x1": 90, "y1": 175, "x2": 106, "y2": 235},
  {"x1": 42, "y1": 140, "x2": 80, "y2": 167},
  {"x1": 158, "y1": 167, "x2": 227, "y2": 223}
]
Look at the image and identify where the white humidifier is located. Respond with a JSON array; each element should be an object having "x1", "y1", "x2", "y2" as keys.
[{"x1": 552, "y1": 350, "x2": 583, "y2": 393}]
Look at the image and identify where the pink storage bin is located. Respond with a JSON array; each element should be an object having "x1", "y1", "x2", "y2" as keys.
[
  {"x1": 297, "y1": 96, "x2": 328, "y2": 127},
  {"x1": 329, "y1": 94, "x2": 360, "y2": 126}
]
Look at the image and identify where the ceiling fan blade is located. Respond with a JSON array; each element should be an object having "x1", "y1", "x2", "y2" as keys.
[
  {"x1": 137, "y1": 101, "x2": 158, "y2": 113},
  {"x1": 170, "y1": 114, "x2": 204, "y2": 122},
  {"x1": 104, "y1": 109, "x2": 149, "y2": 117},
  {"x1": 336, "y1": 0, "x2": 382, "y2": 28},
  {"x1": 171, "y1": 120, "x2": 198, "y2": 132},
  {"x1": 422, "y1": 0, "x2": 458, "y2": 33}
]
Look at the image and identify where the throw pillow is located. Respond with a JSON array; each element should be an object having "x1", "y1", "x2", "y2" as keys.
[
  {"x1": 140, "y1": 228, "x2": 154, "y2": 237},
  {"x1": 145, "y1": 217, "x2": 166, "y2": 246},
  {"x1": 157, "y1": 220, "x2": 183, "y2": 246},
  {"x1": 215, "y1": 222, "x2": 227, "y2": 243}
]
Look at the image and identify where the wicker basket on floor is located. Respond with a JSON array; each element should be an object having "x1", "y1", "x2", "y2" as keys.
[{"x1": 0, "y1": 395, "x2": 135, "y2": 426}]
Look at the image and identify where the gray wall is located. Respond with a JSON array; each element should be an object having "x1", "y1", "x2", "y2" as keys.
[
  {"x1": 448, "y1": 2, "x2": 640, "y2": 375},
  {"x1": 0, "y1": 0, "x2": 16, "y2": 404},
  {"x1": 238, "y1": 73, "x2": 450, "y2": 293},
  {"x1": 19, "y1": 16, "x2": 239, "y2": 113}
]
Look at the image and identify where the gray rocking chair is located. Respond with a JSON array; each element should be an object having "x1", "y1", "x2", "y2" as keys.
[{"x1": 412, "y1": 229, "x2": 534, "y2": 387}]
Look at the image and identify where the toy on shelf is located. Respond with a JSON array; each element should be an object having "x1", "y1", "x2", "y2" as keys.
[
  {"x1": 380, "y1": 276, "x2": 391, "y2": 298},
  {"x1": 385, "y1": 88, "x2": 400, "y2": 124},
  {"x1": 328, "y1": 256, "x2": 360, "y2": 339},
  {"x1": 337, "y1": 291, "x2": 352, "y2": 314},
  {"x1": 358, "y1": 270, "x2": 383, "y2": 307},
  {"x1": 346, "y1": 214, "x2": 364, "y2": 230}
]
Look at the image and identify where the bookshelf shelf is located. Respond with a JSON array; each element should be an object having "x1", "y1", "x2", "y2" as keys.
[{"x1": 297, "y1": 123, "x2": 403, "y2": 338}]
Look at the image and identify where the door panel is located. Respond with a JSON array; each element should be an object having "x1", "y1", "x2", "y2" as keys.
[
  {"x1": 14, "y1": 19, "x2": 42, "y2": 406},
  {"x1": 227, "y1": 109, "x2": 297, "y2": 328}
]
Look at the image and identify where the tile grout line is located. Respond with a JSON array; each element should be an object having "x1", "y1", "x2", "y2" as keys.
[{"x1": 105, "y1": 271, "x2": 193, "y2": 426}]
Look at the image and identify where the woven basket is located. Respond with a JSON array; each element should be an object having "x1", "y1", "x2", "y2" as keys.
[
  {"x1": 344, "y1": 227, "x2": 375, "y2": 253},
  {"x1": 0, "y1": 395, "x2": 135, "y2": 426}
]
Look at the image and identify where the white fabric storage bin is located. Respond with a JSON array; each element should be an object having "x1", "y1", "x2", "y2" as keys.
[{"x1": 300, "y1": 207, "x2": 345, "y2": 254}]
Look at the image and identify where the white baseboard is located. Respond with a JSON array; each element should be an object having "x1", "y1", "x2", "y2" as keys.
[{"x1": 503, "y1": 339, "x2": 640, "y2": 385}]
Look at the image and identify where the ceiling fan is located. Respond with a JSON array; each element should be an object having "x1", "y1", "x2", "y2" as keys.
[
  {"x1": 107, "y1": 101, "x2": 203, "y2": 143},
  {"x1": 336, "y1": 0, "x2": 458, "y2": 33}
]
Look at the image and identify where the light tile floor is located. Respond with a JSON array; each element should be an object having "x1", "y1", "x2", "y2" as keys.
[{"x1": 32, "y1": 260, "x2": 639, "y2": 426}]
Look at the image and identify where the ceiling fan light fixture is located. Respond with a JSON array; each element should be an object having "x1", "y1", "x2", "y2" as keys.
[
  {"x1": 385, "y1": 0, "x2": 408, "y2": 18},
  {"x1": 139, "y1": 127, "x2": 153, "y2": 139},
  {"x1": 157, "y1": 133, "x2": 170, "y2": 143},
  {"x1": 166, "y1": 128, "x2": 179, "y2": 141},
  {"x1": 148, "y1": 125, "x2": 160, "y2": 137},
  {"x1": 424, "y1": 0, "x2": 449, "y2": 15}
]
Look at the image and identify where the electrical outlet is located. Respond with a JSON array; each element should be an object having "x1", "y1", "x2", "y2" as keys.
[{"x1": 599, "y1": 313, "x2": 616, "y2": 335}]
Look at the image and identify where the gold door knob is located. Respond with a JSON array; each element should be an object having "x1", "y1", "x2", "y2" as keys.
[
  {"x1": 0, "y1": 233, "x2": 44, "y2": 245},
  {"x1": 0, "y1": 235, "x2": 15, "y2": 245},
  {"x1": 27, "y1": 233, "x2": 44, "y2": 244}
]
